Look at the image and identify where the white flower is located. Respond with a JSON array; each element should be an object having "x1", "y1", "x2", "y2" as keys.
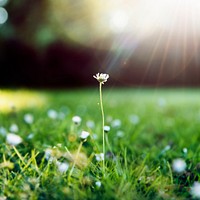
[
  {"x1": 72, "y1": 116, "x2": 82, "y2": 125},
  {"x1": 45, "y1": 148, "x2": 53, "y2": 160},
  {"x1": 86, "y1": 120, "x2": 95, "y2": 129},
  {"x1": 111, "y1": 119, "x2": 121, "y2": 128},
  {"x1": 6, "y1": 133, "x2": 23, "y2": 146},
  {"x1": 158, "y1": 98, "x2": 166, "y2": 107},
  {"x1": 95, "y1": 153, "x2": 104, "y2": 161},
  {"x1": 58, "y1": 112, "x2": 65, "y2": 120},
  {"x1": 95, "y1": 181, "x2": 101, "y2": 188},
  {"x1": 129, "y1": 115, "x2": 140, "y2": 125},
  {"x1": 47, "y1": 109, "x2": 58, "y2": 119},
  {"x1": 183, "y1": 148, "x2": 188, "y2": 154},
  {"x1": 9, "y1": 124, "x2": 19, "y2": 133},
  {"x1": 27, "y1": 133, "x2": 34, "y2": 139},
  {"x1": 24, "y1": 113, "x2": 34, "y2": 124},
  {"x1": 56, "y1": 161, "x2": 69, "y2": 173},
  {"x1": 92, "y1": 133, "x2": 98, "y2": 140},
  {"x1": 172, "y1": 158, "x2": 186, "y2": 173},
  {"x1": 80, "y1": 131, "x2": 90, "y2": 139},
  {"x1": 116, "y1": 130, "x2": 124, "y2": 138},
  {"x1": 190, "y1": 182, "x2": 200, "y2": 198},
  {"x1": 0, "y1": 126, "x2": 7, "y2": 136},
  {"x1": 93, "y1": 73, "x2": 109, "y2": 84},
  {"x1": 104, "y1": 126, "x2": 110, "y2": 133}
]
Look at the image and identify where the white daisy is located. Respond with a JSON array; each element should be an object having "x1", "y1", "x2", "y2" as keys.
[
  {"x1": 111, "y1": 119, "x2": 121, "y2": 128},
  {"x1": 95, "y1": 153, "x2": 104, "y2": 161},
  {"x1": 9, "y1": 124, "x2": 19, "y2": 133},
  {"x1": 72, "y1": 116, "x2": 82, "y2": 125},
  {"x1": 86, "y1": 120, "x2": 95, "y2": 129},
  {"x1": 95, "y1": 181, "x2": 101, "y2": 188},
  {"x1": 6, "y1": 133, "x2": 23, "y2": 146},
  {"x1": 27, "y1": 133, "x2": 34, "y2": 139},
  {"x1": 104, "y1": 126, "x2": 110, "y2": 133},
  {"x1": 172, "y1": 158, "x2": 186, "y2": 173},
  {"x1": 190, "y1": 182, "x2": 200, "y2": 198},
  {"x1": 158, "y1": 98, "x2": 166, "y2": 107},
  {"x1": 129, "y1": 115, "x2": 140, "y2": 125},
  {"x1": 116, "y1": 130, "x2": 124, "y2": 138},
  {"x1": 183, "y1": 148, "x2": 188, "y2": 154},
  {"x1": 80, "y1": 131, "x2": 90, "y2": 139},
  {"x1": 24, "y1": 113, "x2": 34, "y2": 124},
  {"x1": 93, "y1": 73, "x2": 109, "y2": 84},
  {"x1": 47, "y1": 109, "x2": 58, "y2": 119},
  {"x1": 56, "y1": 161, "x2": 69, "y2": 173},
  {"x1": 0, "y1": 126, "x2": 7, "y2": 136}
]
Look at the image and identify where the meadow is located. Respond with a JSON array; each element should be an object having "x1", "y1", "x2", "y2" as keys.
[{"x1": 0, "y1": 88, "x2": 200, "y2": 200}]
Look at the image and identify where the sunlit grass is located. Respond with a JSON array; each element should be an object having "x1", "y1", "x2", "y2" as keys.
[
  {"x1": 0, "y1": 90, "x2": 47, "y2": 113},
  {"x1": 0, "y1": 88, "x2": 200, "y2": 199}
]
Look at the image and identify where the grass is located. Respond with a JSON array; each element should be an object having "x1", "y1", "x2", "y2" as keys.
[{"x1": 0, "y1": 88, "x2": 200, "y2": 199}]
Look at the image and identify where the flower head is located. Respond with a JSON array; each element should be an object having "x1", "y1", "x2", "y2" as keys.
[
  {"x1": 6, "y1": 133, "x2": 23, "y2": 146},
  {"x1": 47, "y1": 109, "x2": 58, "y2": 119},
  {"x1": 56, "y1": 161, "x2": 69, "y2": 173},
  {"x1": 104, "y1": 125, "x2": 110, "y2": 133},
  {"x1": 72, "y1": 116, "x2": 82, "y2": 125},
  {"x1": 95, "y1": 153, "x2": 104, "y2": 161},
  {"x1": 190, "y1": 182, "x2": 200, "y2": 198},
  {"x1": 172, "y1": 158, "x2": 186, "y2": 173},
  {"x1": 9, "y1": 124, "x2": 19, "y2": 133},
  {"x1": 80, "y1": 130, "x2": 90, "y2": 139},
  {"x1": 24, "y1": 113, "x2": 34, "y2": 124},
  {"x1": 93, "y1": 73, "x2": 109, "y2": 84},
  {"x1": 95, "y1": 181, "x2": 101, "y2": 188}
]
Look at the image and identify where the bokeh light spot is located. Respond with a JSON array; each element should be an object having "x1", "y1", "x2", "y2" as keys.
[
  {"x1": 109, "y1": 10, "x2": 129, "y2": 33},
  {"x1": 0, "y1": 7, "x2": 8, "y2": 24},
  {"x1": 0, "y1": 0, "x2": 8, "y2": 7}
]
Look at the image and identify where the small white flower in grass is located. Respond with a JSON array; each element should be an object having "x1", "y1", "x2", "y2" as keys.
[
  {"x1": 86, "y1": 120, "x2": 95, "y2": 129},
  {"x1": 58, "y1": 112, "x2": 65, "y2": 120},
  {"x1": 104, "y1": 125, "x2": 110, "y2": 133},
  {"x1": 24, "y1": 113, "x2": 34, "y2": 124},
  {"x1": 95, "y1": 153, "x2": 104, "y2": 161},
  {"x1": 72, "y1": 116, "x2": 82, "y2": 125},
  {"x1": 92, "y1": 133, "x2": 98, "y2": 140},
  {"x1": 56, "y1": 161, "x2": 69, "y2": 173},
  {"x1": 95, "y1": 181, "x2": 101, "y2": 188},
  {"x1": 6, "y1": 133, "x2": 23, "y2": 146},
  {"x1": 172, "y1": 158, "x2": 186, "y2": 173},
  {"x1": 183, "y1": 148, "x2": 188, "y2": 154},
  {"x1": 158, "y1": 98, "x2": 166, "y2": 107},
  {"x1": 80, "y1": 131, "x2": 90, "y2": 139},
  {"x1": 111, "y1": 119, "x2": 121, "y2": 128},
  {"x1": 93, "y1": 73, "x2": 109, "y2": 84},
  {"x1": 116, "y1": 130, "x2": 124, "y2": 138},
  {"x1": 190, "y1": 182, "x2": 200, "y2": 198},
  {"x1": 27, "y1": 133, "x2": 34, "y2": 139},
  {"x1": 44, "y1": 149, "x2": 53, "y2": 160},
  {"x1": 0, "y1": 126, "x2": 7, "y2": 136},
  {"x1": 47, "y1": 109, "x2": 58, "y2": 119},
  {"x1": 9, "y1": 124, "x2": 19, "y2": 133},
  {"x1": 129, "y1": 115, "x2": 140, "y2": 125}
]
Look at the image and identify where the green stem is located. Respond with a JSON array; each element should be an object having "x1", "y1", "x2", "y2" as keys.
[
  {"x1": 68, "y1": 141, "x2": 83, "y2": 181},
  {"x1": 99, "y1": 82, "x2": 105, "y2": 175}
]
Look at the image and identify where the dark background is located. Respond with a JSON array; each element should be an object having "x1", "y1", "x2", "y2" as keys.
[{"x1": 1, "y1": 0, "x2": 200, "y2": 88}]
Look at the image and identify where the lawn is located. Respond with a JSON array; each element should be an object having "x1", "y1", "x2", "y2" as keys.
[{"x1": 0, "y1": 88, "x2": 200, "y2": 200}]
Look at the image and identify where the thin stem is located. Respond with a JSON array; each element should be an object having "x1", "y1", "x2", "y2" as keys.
[
  {"x1": 68, "y1": 141, "x2": 83, "y2": 181},
  {"x1": 99, "y1": 82, "x2": 105, "y2": 175}
]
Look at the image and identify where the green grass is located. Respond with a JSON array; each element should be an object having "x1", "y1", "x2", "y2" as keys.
[{"x1": 0, "y1": 88, "x2": 200, "y2": 199}]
